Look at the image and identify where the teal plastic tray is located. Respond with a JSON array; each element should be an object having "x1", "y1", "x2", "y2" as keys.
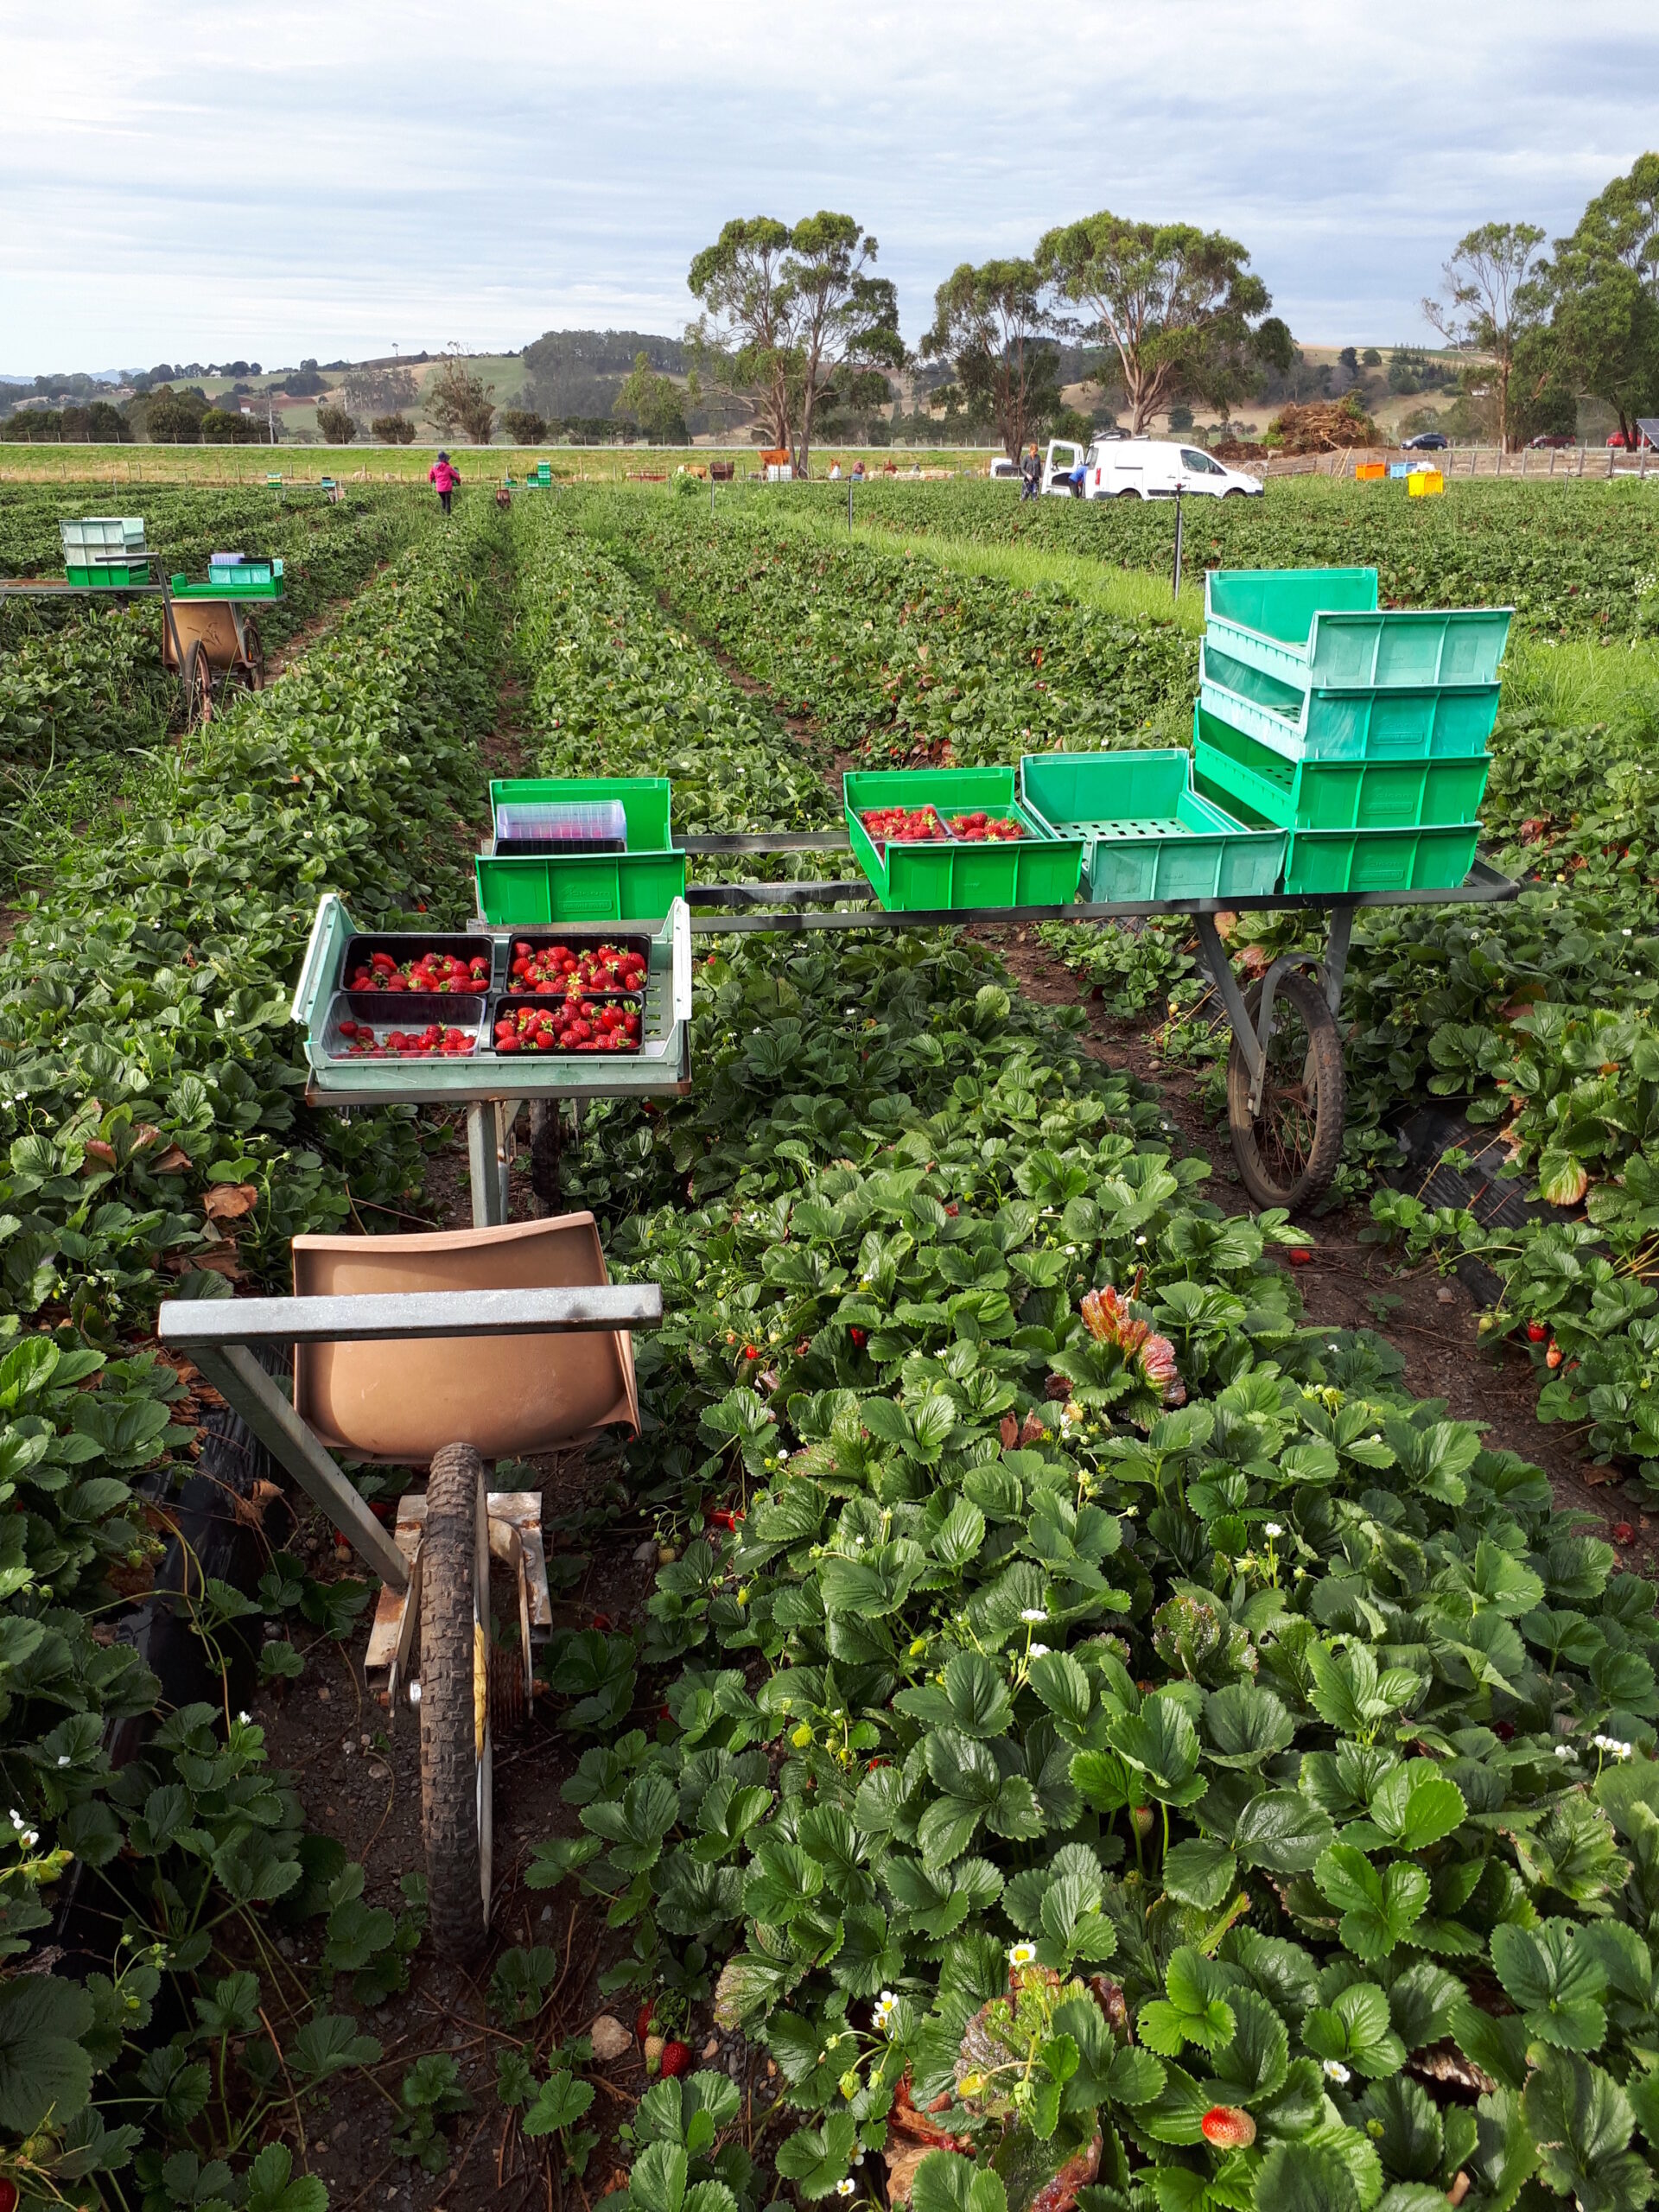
[
  {"x1": 1020, "y1": 749, "x2": 1284, "y2": 901},
  {"x1": 1204, "y1": 567, "x2": 1511, "y2": 689},
  {"x1": 1193, "y1": 705, "x2": 1491, "y2": 833},
  {"x1": 1280, "y1": 822, "x2": 1482, "y2": 894},
  {"x1": 292, "y1": 892, "x2": 693, "y2": 1100},
  {"x1": 1199, "y1": 641, "x2": 1500, "y2": 763},
  {"x1": 843, "y1": 768, "x2": 1084, "y2": 912}
]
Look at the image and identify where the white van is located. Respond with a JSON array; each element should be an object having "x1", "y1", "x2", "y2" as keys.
[{"x1": 1084, "y1": 440, "x2": 1262, "y2": 499}]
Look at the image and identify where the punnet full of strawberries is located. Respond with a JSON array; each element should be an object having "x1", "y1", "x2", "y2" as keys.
[
  {"x1": 948, "y1": 810, "x2": 1025, "y2": 841},
  {"x1": 493, "y1": 998, "x2": 643, "y2": 1054},
  {"x1": 335, "y1": 1020, "x2": 477, "y2": 1059},
  {"x1": 506, "y1": 939, "x2": 650, "y2": 995},
  {"x1": 346, "y1": 948, "x2": 491, "y2": 993},
  {"x1": 860, "y1": 805, "x2": 947, "y2": 843}
]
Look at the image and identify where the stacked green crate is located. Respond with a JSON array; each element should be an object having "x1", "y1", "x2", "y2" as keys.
[{"x1": 1192, "y1": 568, "x2": 1510, "y2": 893}]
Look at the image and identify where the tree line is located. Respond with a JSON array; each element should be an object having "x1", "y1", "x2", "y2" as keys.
[
  {"x1": 1424, "y1": 156, "x2": 1659, "y2": 449},
  {"x1": 683, "y1": 209, "x2": 1289, "y2": 472}
]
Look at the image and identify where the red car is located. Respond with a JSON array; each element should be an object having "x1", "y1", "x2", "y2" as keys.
[{"x1": 1607, "y1": 430, "x2": 1656, "y2": 449}]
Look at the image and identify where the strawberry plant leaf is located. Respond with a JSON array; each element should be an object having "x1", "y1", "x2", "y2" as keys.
[{"x1": 1491, "y1": 1918, "x2": 1610, "y2": 2051}]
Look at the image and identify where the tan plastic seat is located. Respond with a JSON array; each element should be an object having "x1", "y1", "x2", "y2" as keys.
[{"x1": 291, "y1": 1214, "x2": 640, "y2": 1464}]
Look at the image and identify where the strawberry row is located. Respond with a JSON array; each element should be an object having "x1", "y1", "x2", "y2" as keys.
[{"x1": 0, "y1": 499, "x2": 511, "y2": 2183}]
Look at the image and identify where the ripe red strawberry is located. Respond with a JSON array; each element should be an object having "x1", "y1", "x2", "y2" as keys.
[
  {"x1": 1287, "y1": 1248, "x2": 1313, "y2": 1265},
  {"x1": 659, "y1": 2040, "x2": 691, "y2": 2078},
  {"x1": 1200, "y1": 2106, "x2": 1255, "y2": 2149},
  {"x1": 1526, "y1": 1321, "x2": 1548, "y2": 1342},
  {"x1": 1612, "y1": 1522, "x2": 1636, "y2": 1545},
  {"x1": 849, "y1": 1326, "x2": 868, "y2": 1347},
  {"x1": 1547, "y1": 1342, "x2": 1563, "y2": 1368},
  {"x1": 636, "y1": 2001, "x2": 655, "y2": 2041}
]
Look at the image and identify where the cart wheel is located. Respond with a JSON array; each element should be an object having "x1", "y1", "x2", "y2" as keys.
[
  {"x1": 181, "y1": 642, "x2": 214, "y2": 728},
  {"x1": 418, "y1": 1441, "x2": 493, "y2": 1961},
  {"x1": 1226, "y1": 967, "x2": 1345, "y2": 1213},
  {"x1": 240, "y1": 614, "x2": 267, "y2": 691}
]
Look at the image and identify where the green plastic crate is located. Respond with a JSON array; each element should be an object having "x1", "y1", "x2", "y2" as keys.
[
  {"x1": 1192, "y1": 704, "x2": 1491, "y2": 833},
  {"x1": 1204, "y1": 566, "x2": 1511, "y2": 689},
  {"x1": 476, "y1": 850, "x2": 687, "y2": 925},
  {"x1": 65, "y1": 562, "x2": 150, "y2": 588},
  {"x1": 843, "y1": 768, "x2": 1084, "y2": 912},
  {"x1": 1199, "y1": 640, "x2": 1500, "y2": 763},
  {"x1": 478, "y1": 775, "x2": 684, "y2": 924},
  {"x1": 1019, "y1": 749, "x2": 1285, "y2": 902}
]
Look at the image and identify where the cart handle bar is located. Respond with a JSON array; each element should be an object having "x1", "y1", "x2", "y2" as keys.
[{"x1": 157, "y1": 1284, "x2": 663, "y2": 1349}]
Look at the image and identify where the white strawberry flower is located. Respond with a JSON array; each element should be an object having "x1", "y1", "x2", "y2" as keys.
[
  {"x1": 1322, "y1": 2059, "x2": 1351, "y2": 2083},
  {"x1": 1008, "y1": 1942, "x2": 1037, "y2": 1967}
]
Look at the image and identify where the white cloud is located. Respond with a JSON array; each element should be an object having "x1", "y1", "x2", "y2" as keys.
[{"x1": 5, "y1": 0, "x2": 1654, "y2": 366}]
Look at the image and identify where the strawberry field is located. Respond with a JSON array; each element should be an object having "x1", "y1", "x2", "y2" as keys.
[{"x1": 1, "y1": 479, "x2": 1658, "y2": 2212}]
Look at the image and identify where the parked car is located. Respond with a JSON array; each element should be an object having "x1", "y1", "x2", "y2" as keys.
[
  {"x1": 1530, "y1": 435, "x2": 1576, "y2": 449},
  {"x1": 1402, "y1": 431, "x2": 1449, "y2": 450},
  {"x1": 1607, "y1": 430, "x2": 1656, "y2": 449},
  {"x1": 988, "y1": 455, "x2": 1020, "y2": 482},
  {"x1": 1078, "y1": 439, "x2": 1262, "y2": 499}
]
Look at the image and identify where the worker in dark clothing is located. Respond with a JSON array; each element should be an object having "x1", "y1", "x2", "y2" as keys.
[{"x1": 1020, "y1": 442, "x2": 1042, "y2": 499}]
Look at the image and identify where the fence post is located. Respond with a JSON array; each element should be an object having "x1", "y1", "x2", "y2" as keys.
[
  {"x1": 1172, "y1": 486, "x2": 1185, "y2": 602},
  {"x1": 1609, "y1": 445, "x2": 1616, "y2": 479}
]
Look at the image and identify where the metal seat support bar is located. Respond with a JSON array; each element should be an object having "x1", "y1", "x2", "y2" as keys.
[{"x1": 158, "y1": 1285, "x2": 664, "y2": 1347}]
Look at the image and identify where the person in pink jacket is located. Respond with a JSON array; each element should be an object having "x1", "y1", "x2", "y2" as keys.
[{"x1": 429, "y1": 452, "x2": 460, "y2": 513}]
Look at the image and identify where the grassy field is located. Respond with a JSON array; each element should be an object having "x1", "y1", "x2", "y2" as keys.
[{"x1": 0, "y1": 442, "x2": 1004, "y2": 486}]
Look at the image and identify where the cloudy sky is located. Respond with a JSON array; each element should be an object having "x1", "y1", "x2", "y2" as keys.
[{"x1": 5, "y1": 0, "x2": 1654, "y2": 373}]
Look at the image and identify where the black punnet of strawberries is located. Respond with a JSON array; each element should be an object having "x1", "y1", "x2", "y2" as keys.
[
  {"x1": 336, "y1": 1020, "x2": 477, "y2": 1058},
  {"x1": 493, "y1": 999, "x2": 643, "y2": 1054},
  {"x1": 346, "y1": 949, "x2": 491, "y2": 993},
  {"x1": 506, "y1": 940, "x2": 649, "y2": 995}
]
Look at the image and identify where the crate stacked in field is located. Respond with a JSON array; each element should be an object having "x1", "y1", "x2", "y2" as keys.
[
  {"x1": 60, "y1": 517, "x2": 150, "y2": 588},
  {"x1": 1191, "y1": 568, "x2": 1510, "y2": 893}
]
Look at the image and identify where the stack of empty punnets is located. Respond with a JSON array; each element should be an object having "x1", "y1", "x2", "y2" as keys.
[{"x1": 1192, "y1": 567, "x2": 1510, "y2": 893}]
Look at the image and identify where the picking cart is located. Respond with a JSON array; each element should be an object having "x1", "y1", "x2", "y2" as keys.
[{"x1": 0, "y1": 521, "x2": 277, "y2": 728}]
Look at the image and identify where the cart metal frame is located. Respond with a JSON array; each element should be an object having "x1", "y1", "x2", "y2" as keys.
[{"x1": 672, "y1": 830, "x2": 1520, "y2": 1211}]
